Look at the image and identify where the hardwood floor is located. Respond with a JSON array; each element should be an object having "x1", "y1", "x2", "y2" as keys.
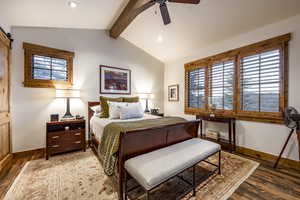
[
  {"x1": 0, "y1": 149, "x2": 44, "y2": 200},
  {"x1": 0, "y1": 149, "x2": 299, "y2": 200}
]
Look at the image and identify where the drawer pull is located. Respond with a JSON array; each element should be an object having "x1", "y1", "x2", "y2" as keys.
[
  {"x1": 51, "y1": 145, "x2": 60, "y2": 148},
  {"x1": 52, "y1": 136, "x2": 60, "y2": 139},
  {"x1": 74, "y1": 133, "x2": 81, "y2": 136},
  {"x1": 74, "y1": 141, "x2": 81, "y2": 144}
]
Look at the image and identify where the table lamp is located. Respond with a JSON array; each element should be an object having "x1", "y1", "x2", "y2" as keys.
[
  {"x1": 56, "y1": 89, "x2": 80, "y2": 119},
  {"x1": 138, "y1": 93, "x2": 152, "y2": 113}
]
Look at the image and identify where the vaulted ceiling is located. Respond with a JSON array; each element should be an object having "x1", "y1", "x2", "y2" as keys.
[{"x1": 1, "y1": 0, "x2": 300, "y2": 62}]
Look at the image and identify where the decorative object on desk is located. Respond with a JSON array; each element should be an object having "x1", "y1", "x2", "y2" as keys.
[
  {"x1": 206, "y1": 130, "x2": 220, "y2": 140},
  {"x1": 209, "y1": 105, "x2": 216, "y2": 117},
  {"x1": 99, "y1": 65, "x2": 131, "y2": 94},
  {"x1": 50, "y1": 114, "x2": 59, "y2": 122},
  {"x1": 56, "y1": 89, "x2": 80, "y2": 119},
  {"x1": 151, "y1": 108, "x2": 159, "y2": 114},
  {"x1": 138, "y1": 92, "x2": 152, "y2": 113},
  {"x1": 274, "y1": 106, "x2": 300, "y2": 168},
  {"x1": 76, "y1": 115, "x2": 84, "y2": 120},
  {"x1": 168, "y1": 84, "x2": 179, "y2": 101}
]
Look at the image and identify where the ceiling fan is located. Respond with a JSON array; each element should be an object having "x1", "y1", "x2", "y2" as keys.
[{"x1": 153, "y1": 0, "x2": 201, "y2": 25}]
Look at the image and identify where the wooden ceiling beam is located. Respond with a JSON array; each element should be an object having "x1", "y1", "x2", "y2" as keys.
[{"x1": 110, "y1": 0, "x2": 155, "y2": 39}]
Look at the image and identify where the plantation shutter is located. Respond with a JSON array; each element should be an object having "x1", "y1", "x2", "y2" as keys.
[
  {"x1": 209, "y1": 61, "x2": 235, "y2": 110},
  {"x1": 32, "y1": 55, "x2": 68, "y2": 81},
  {"x1": 240, "y1": 49, "x2": 281, "y2": 112},
  {"x1": 188, "y1": 68, "x2": 206, "y2": 108}
]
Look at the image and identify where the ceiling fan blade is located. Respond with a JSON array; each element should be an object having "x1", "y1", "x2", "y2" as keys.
[
  {"x1": 160, "y1": 3, "x2": 171, "y2": 25},
  {"x1": 168, "y1": 0, "x2": 200, "y2": 4}
]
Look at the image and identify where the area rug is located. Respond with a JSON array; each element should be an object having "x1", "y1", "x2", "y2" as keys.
[{"x1": 4, "y1": 149, "x2": 259, "y2": 200}]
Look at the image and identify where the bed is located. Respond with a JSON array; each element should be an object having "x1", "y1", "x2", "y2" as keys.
[{"x1": 88, "y1": 101, "x2": 200, "y2": 200}]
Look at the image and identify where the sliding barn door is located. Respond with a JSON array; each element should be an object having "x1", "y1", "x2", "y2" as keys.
[{"x1": 0, "y1": 30, "x2": 12, "y2": 176}]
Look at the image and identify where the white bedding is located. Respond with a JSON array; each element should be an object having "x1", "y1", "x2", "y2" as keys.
[{"x1": 90, "y1": 114, "x2": 161, "y2": 141}]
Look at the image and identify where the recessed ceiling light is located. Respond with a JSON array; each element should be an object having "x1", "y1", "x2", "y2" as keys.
[
  {"x1": 68, "y1": 1, "x2": 77, "y2": 8},
  {"x1": 157, "y1": 35, "x2": 163, "y2": 43}
]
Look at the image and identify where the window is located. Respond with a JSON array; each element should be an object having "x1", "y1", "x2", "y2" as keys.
[
  {"x1": 185, "y1": 34, "x2": 290, "y2": 123},
  {"x1": 32, "y1": 55, "x2": 68, "y2": 81},
  {"x1": 209, "y1": 60, "x2": 234, "y2": 111},
  {"x1": 188, "y1": 68, "x2": 206, "y2": 109},
  {"x1": 23, "y1": 43, "x2": 74, "y2": 88},
  {"x1": 240, "y1": 49, "x2": 280, "y2": 113}
]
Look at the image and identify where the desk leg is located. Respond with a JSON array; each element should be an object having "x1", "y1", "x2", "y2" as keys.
[
  {"x1": 228, "y1": 121, "x2": 232, "y2": 152},
  {"x1": 200, "y1": 120, "x2": 203, "y2": 138},
  {"x1": 233, "y1": 120, "x2": 236, "y2": 152}
]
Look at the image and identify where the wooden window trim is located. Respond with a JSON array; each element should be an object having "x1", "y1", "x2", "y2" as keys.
[
  {"x1": 23, "y1": 42, "x2": 74, "y2": 88},
  {"x1": 184, "y1": 33, "x2": 291, "y2": 124}
]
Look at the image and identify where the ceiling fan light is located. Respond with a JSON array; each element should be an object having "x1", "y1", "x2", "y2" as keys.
[
  {"x1": 157, "y1": 35, "x2": 163, "y2": 43},
  {"x1": 68, "y1": 1, "x2": 77, "y2": 8}
]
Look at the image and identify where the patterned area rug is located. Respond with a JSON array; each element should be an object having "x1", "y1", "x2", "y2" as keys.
[{"x1": 4, "y1": 149, "x2": 259, "y2": 200}]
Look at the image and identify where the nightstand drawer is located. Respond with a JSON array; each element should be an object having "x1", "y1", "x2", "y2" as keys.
[
  {"x1": 47, "y1": 121, "x2": 85, "y2": 132},
  {"x1": 48, "y1": 129, "x2": 83, "y2": 139},
  {"x1": 49, "y1": 141, "x2": 83, "y2": 154}
]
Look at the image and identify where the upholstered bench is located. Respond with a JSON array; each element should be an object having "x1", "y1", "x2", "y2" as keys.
[{"x1": 124, "y1": 138, "x2": 221, "y2": 200}]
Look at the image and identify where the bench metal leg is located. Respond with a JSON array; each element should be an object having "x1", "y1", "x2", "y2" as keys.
[
  {"x1": 192, "y1": 165, "x2": 196, "y2": 196},
  {"x1": 218, "y1": 151, "x2": 221, "y2": 175}
]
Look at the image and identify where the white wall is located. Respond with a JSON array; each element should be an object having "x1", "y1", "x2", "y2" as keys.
[
  {"x1": 11, "y1": 27, "x2": 164, "y2": 153},
  {"x1": 164, "y1": 14, "x2": 300, "y2": 161}
]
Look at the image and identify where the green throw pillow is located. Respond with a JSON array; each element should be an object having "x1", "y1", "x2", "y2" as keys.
[
  {"x1": 123, "y1": 96, "x2": 139, "y2": 103},
  {"x1": 100, "y1": 96, "x2": 123, "y2": 118}
]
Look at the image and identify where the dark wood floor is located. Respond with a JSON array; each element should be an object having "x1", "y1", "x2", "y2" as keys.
[{"x1": 0, "y1": 149, "x2": 299, "y2": 200}]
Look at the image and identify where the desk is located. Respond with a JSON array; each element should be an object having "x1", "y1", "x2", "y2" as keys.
[{"x1": 196, "y1": 115, "x2": 236, "y2": 152}]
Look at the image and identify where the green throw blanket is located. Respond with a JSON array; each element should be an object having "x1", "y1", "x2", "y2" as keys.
[{"x1": 98, "y1": 117, "x2": 186, "y2": 176}]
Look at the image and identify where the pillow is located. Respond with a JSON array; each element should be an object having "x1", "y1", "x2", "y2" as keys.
[
  {"x1": 127, "y1": 102, "x2": 144, "y2": 113},
  {"x1": 108, "y1": 101, "x2": 128, "y2": 119},
  {"x1": 90, "y1": 105, "x2": 101, "y2": 114},
  {"x1": 123, "y1": 96, "x2": 139, "y2": 103},
  {"x1": 120, "y1": 102, "x2": 144, "y2": 120},
  {"x1": 100, "y1": 96, "x2": 123, "y2": 118},
  {"x1": 93, "y1": 112, "x2": 101, "y2": 118}
]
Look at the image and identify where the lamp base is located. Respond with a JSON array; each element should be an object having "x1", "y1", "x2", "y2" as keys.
[
  {"x1": 144, "y1": 99, "x2": 150, "y2": 113},
  {"x1": 62, "y1": 97, "x2": 74, "y2": 120},
  {"x1": 62, "y1": 113, "x2": 74, "y2": 119}
]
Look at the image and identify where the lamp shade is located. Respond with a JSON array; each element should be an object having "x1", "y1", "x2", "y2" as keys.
[
  {"x1": 56, "y1": 89, "x2": 80, "y2": 98},
  {"x1": 137, "y1": 93, "x2": 152, "y2": 99}
]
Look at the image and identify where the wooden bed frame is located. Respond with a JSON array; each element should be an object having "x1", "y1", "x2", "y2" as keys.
[{"x1": 88, "y1": 101, "x2": 200, "y2": 200}]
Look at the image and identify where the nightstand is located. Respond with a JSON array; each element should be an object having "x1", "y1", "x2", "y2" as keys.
[
  {"x1": 46, "y1": 119, "x2": 86, "y2": 160},
  {"x1": 150, "y1": 113, "x2": 164, "y2": 117}
]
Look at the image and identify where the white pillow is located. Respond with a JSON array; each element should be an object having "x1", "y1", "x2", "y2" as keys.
[
  {"x1": 108, "y1": 101, "x2": 128, "y2": 119},
  {"x1": 120, "y1": 102, "x2": 144, "y2": 120},
  {"x1": 90, "y1": 105, "x2": 101, "y2": 113},
  {"x1": 93, "y1": 112, "x2": 101, "y2": 118},
  {"x1": 127, "y1": 102, "x2": 144, "y2": 113}
]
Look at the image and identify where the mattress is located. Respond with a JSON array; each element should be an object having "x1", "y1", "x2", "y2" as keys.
[{"x1": 90, "y1": 114, "x2": 161, "y2": 141}]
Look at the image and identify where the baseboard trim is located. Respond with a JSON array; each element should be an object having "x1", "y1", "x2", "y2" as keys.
[
  {"x1": 13, "y1": 148, "x2": 45, "y2": 158},
  {"x1": 236, "y1": 146, "x2": 300, "y2": 171},
  {"x1": 0, "y1": 154, "x2": 13, "y2": 178}
]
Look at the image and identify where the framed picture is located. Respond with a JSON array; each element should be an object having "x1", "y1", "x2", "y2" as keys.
[
  {"x1": 168, "y1": 84, "x2": 179, "y2": 101},
  {"x1": 100, "y1": 65, "x2": 131, "y2": 94}
]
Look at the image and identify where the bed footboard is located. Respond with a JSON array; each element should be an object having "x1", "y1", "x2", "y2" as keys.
[{"x1": 117, "y1": 120, "x2": 200, "y2": 200}]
